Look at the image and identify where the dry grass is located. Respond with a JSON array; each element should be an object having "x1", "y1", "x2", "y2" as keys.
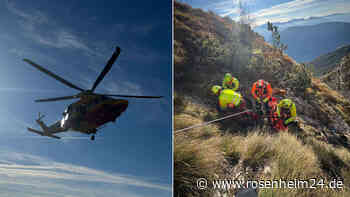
[
  {"x1": 174, "y1": 111, "x2": 350, "y2": 196},
  {"x1": 174, "y1": 96, "x2": 350, "y2": 196},
  {"x1": 335, "y1": 148, "x2": 350, "y2": 191},
  {"x1": 258, "y1": 133, "x2": 348, "y2": 197},
  {"x1": 221, "y1": 135, "x2": 244, "y2": 166},
  {"x1": 174, "y1": 99, "x2": 228, "y2": 196},
  {"x1": 271, "y1": 133, "x2": 320, "y2": 179},
  {"x1": 240, "y1": 133, "x2": 275, "y2": 169},
  {"x1": 310, "y1": 78, "x2": 350, "y2": 125},
  {"x1": 174, "y1": 113, "x2": 220, "y2": 139},
  {"x1": 174, "y1": 141, "x2": 216, "y2": 197},
  {"x1": 312, "y1": 78, "x2": 346, "y2": 104},
  {"x1": 174, "y1": 112, "x2": 224, "y2": 197}
]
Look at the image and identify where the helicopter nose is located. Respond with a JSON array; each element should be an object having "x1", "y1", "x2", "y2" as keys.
[
  {"x1": 122, "y1": 100, "x2": 128, "y2": 108},
  {"x1": 112, "y1": 100, "x2": 128, "y2": 114},
  {"x1": 119, "y1": 100, "x2": 128, "y2": 107},
  {"x1": 113, "y1": 100, "x2": 128, "y2": 111}
]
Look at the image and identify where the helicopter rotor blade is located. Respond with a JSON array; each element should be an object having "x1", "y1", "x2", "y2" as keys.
[
  {"x1": 96, "y1": 93, "x2": 162, "y2": 99},
  {"x1": 23, "y1": 59, "x2": 85, "y2": 92},
  {"x1": 35, "y1": 95, "x2": 78, "y2": 102},
  {"x1": 90, "y1": 47, "x2": 121, "y2": 92}
]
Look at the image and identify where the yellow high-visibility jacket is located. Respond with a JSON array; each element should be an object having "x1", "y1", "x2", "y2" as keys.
[
  {"x1": 222, "y1": 76, "x2": 239, "y2": 91},
  {"x1": 276, "y1": 99, "x2": 297, "y2": 124},
  {"x1": 218, "y1": 89, "x2": 242, "y2": 110}
]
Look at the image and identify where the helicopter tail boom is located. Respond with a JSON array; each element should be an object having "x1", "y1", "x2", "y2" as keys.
[
  {"x1": 27, "y1": 112, "x2": 65, "y2": 139},
  {"x1": 27, "y1": 128, "x2": 61, "y2": 139}
]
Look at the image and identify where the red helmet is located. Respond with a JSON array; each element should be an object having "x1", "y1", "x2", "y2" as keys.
[{"x1": 257, "y1": 79, "x2": 266, "y2": 88}]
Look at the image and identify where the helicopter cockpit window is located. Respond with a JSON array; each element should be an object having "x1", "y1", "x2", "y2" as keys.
[
  {"x1": 62, "y1": 108, "x2": 67, "y2": 116},
  {"x1": 60, "y1": 111, "x2": 69, "y2": 128},
  {"x1": 63, "y1": 105, "x2": 71, "y2": 115}
]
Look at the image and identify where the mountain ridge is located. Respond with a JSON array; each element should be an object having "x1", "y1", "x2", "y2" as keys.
[
  {"x1": 310, "y1": 44, "x2": 350, "y2": 75},
  {"x1": 255, "y1": 22, "x2": 350, "y2": 62}
]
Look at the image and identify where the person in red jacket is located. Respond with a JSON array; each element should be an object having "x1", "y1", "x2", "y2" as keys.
[{"x1": 251, "y1": 79, "x2": 273, "y2": 115}]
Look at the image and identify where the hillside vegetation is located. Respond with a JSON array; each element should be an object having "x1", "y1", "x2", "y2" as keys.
[
  {"x1": 322, "y1": 53, "x2": 350, "y2": 98},
  {"x1": 174, "y1": 2, "x2": 350, "y2": 196}
]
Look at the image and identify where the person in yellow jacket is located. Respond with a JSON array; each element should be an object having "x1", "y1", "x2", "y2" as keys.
[
  {"x1": 222, "y1": 73, "x2": 239, "y2": 91},
  {"x1": 276, "y1": 99, "x2": 297, "y2": 126},
  {"x1": 211, "y1": 85, "x2": 245, "y2": 111}
]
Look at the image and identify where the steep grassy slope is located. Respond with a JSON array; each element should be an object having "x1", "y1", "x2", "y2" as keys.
[
  {"x1": 174, "y1": 1, "x2": 350, "y2": 196},
  {"x1": 175, "y1": 99, "x2": 350, "y2": 197},
  {"x1": 174, "y1": 2, "x2": 260, "y2": 102},
  {"x1": 310, "y1": 45, "x2": 350, "y2": 75}
]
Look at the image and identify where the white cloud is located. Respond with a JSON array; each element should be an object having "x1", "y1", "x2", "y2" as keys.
[
  {"x1": 5, "y1": 0, "x2": 100, "y2": 57},
  {"x1": 205, "y1": 0, "x2": 256, "y2": 16},
  {"x1": 253, "y1": 0, "x2": 318, "y2": 17},
  {"x1": 210, "y1": 0, "x2": 350, "y2": 27},
  {"x1": 42, "y1": 30, "x2": 91, "y2": 51},
  {"x1": 101, "y1": 81, "x2": 143, "y2": 96},
  {"x1": 75, "y1": 68, "x2": 143, "y2": 96},
  {"x1": 221, "y1": 8, "x2": 240, "y2": 17},
  {"x1": 5, "y1": 2, "x2": 144, "y2": 103},
  {"x1": 0, "y1": 150, "x2": 171, "y2": 196},
  {"x1": 249, "y1": 0, "x2": 350, "y2": 26},
  {"x1": 5, "y1": 0, "x2": 48, "y2": 25}
]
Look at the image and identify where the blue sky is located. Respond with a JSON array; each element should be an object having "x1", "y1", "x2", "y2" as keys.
[
  {"x1": 179, "y1": 0, "x2": 350, "y2": 27},
  {"x1": 0, "y1": 0, "x2": 171, "y2": 196}
]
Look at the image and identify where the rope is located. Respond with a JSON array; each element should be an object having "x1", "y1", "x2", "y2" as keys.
[{"x1": 174, "y1": 110, "x2": 252, "y2": 134}]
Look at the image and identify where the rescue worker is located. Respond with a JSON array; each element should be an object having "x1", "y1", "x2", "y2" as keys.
[
  {"x1": 251, "y1": 79, "x2": 273, "y2": 115},
  {"x1": 276, "y1": 99, "x2": 297, "y2": 127},
  {"x1": 211, "y1": 85, "x2": 245, "y2": 112},
  {"x1": 222, "y1": 73, "x2": 239, "y2": 91}
]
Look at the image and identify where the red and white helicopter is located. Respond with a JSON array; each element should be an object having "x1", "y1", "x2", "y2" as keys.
[{"x1": 24, "y1": 47, "x2": 162, "y2": 140}]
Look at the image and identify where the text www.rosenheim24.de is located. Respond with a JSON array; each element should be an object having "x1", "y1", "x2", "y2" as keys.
[{"x1": 197, "y1": 178, "x2": 344, "y2": 191}]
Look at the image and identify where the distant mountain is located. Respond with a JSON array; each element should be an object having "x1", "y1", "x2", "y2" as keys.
[
  {"x1": 280, "y1": 22, "x2": 350, "y2": 62},
  {"x1": 253, "y1": 13, "x2": 350, "y2": 41},
  {"x1": 310, "y1": 44, "x2": 350, "y2": 75}
]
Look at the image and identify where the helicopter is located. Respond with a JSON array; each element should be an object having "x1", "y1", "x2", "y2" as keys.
[{"x1": 24, "y1": 46, "x2": 162, "y2": 141}]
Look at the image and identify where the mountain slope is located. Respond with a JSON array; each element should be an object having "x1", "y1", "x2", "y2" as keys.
[
  {"x1": 322, "y1": 53, "x2": 350, "y2": 98},
  {"x1": 310, "y1": 44, "x2": 350, "y2": 75},
  {"x1": 279, "y1": 22, "x2": 350, "y2": 62},
  {"x1": 174, "y1": 2, "x2": 350, "y2": 197}
]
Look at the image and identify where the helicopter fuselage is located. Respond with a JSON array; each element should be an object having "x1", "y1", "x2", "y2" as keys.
[
  {"x1": 60, "y1": 96, "x2": 128, "y2": 134},
  {"x1": 24, "y1": 46, "x2": 160, "y2": 140}
]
